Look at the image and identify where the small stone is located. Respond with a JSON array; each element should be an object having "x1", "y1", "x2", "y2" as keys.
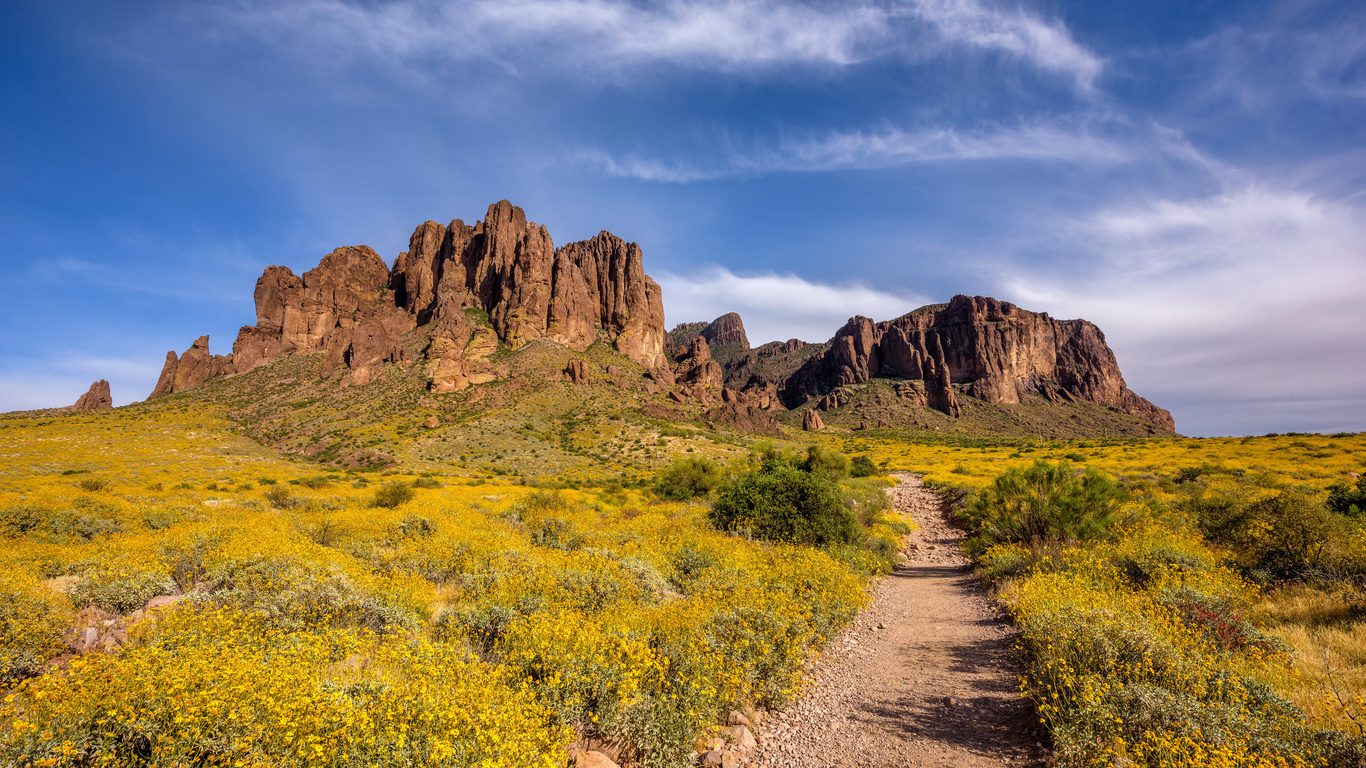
[
  {"x1": 423, "y1": 416, "x2": 440, "y2": 429},
  {"x1": 727, "y1": 710, "x2": 751, "y2": 728},
  {"x1": 699, "y1": 750, "x2": 724, "y2": 766},
  {"x1": 574, "y1": 751, "x2": 620, "y2": 768},
  {"x1": 728, "y1": 725, "x2": 757, "y2": 751}
]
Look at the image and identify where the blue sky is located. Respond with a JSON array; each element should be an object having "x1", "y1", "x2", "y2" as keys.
[{"x1": 2, "y1": 0, "x2": 1363, "y2": 436}]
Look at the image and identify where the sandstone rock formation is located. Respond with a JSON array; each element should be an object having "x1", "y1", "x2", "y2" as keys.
[
  {"x1": 673, "y1": 336, "x2": 724, "y2": 390},
  {"x1": 153, "y1": 201, "x2": 668, "y2": 398},
  {"x1": 149, "y1": 336, "x2": 232, "y2": 398},
  {"x1": 783, "y1": 295, "x2": 1172, "y2": 430},
  {"x1": 72, "y1": 380, "x2": 112, "y2": 411},
  {"x1": 667, "y1": 313, "x2": 749, "y2": 358},
  {"x1": 802, "y1": 409, "x2": 825, "y2": 431}
]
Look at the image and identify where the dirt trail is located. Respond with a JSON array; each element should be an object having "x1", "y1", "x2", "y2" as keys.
[{"x1": 751, "y1": 474, "x2": 1044, "y2": 768}]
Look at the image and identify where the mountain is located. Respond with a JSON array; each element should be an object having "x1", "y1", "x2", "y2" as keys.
[
  {"x1": 127, "y1": 201, "x2": 1174, "y2": 462},
  {"x1": 150, "y1": 200, "x2": 666, "y2": 399},
  {"x1": 782, "y1": 295, "x2": 1174, "y2": 430}
]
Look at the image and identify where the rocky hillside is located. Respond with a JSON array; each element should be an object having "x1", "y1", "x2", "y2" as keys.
[
  {"x1": 782, "y1": 295, "x2": 1174, "y2": 430},
  {"x1": 151, "y1": 201, "x2": 666, "y2": 398},
  {"x1": 125, "y1": 203, "x2": 1174, "y2": 445}
]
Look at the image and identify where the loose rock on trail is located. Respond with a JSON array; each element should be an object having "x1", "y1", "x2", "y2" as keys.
[{"x1": 751, "y1": 473, "x2": 1045, "y2": 768}]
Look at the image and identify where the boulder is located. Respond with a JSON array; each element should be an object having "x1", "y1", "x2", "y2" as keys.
[
  {"x1": 564, "y1": 359, "x2": 589, "y2": 384},
  {"x1": 803, "y1": 409, "x2": 825, "y2": 431},
  {"x1": 72, "y1": 380, "x2": 112, "y2": 411},
  {"x1": 572, "y1": 751, "x2": 620, "y2": 768},
  {"x1": 727, "y1": 724, "x2": 758, "y2": 750}
]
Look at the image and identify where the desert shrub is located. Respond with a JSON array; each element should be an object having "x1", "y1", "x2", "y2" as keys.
[
  {"x1": 392, "y1": 514, "x2": 437, "y2": 540},
  {"x1": 965, "y1": 460, "x2": 1127, "y2": 546},
  {"x1": 263, "y1": 485, "x2": 297, "y2": 509},
  {"x1": 710, "y1": 464, "x2": 857, "y2": 546},
  {"x1": 529, "y1": 517, "x2": 584, "y2": 551},
  {"x1": 372, "y1": 481, "x2": 415, "y2": 509},
  {"x1": 1185, "y1": 488, "x2": 1355, "y2": 581},
  {"x1": 412, "y1": 477, "x2": 441, "y2": 489},
  {"x1": 69, "y1": 569, "x2": 177, "y2": 614},
  {"x1": 1327, "y1": 476, "x2": 1366, "y2": 517},
  {"x1": 652, "y1": 456, "x2": 722, "y2": 500},
  {"x1": 0, "y1": 608, "x2": 568, "y2": 766},
  {"x1": 0, "y1": 572, "x2": 69, "y2": 687},
  {"x1": 849, "y1": 454, "x2": 878, "y2": 478},
  {"x1": 1006, "y1": 522, "x2": 1320, "y2": 767},
  {"x1": 800, "y1": 445, "x2": 849, "y2": 480},
  {"x1": 77, "y1": 477, "x2": 111, "y2": 492}
]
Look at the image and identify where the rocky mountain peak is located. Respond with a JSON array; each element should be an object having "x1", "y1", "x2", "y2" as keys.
[
  {"x1": 783, "y1": 295, "x2": 1173, "y2": 431},
  {"x1": 72, "y1": 380, "x2": 112, "y2": 411},
  {"x1": 151, "y1": 201, "x2": 666, "y2": 398}
]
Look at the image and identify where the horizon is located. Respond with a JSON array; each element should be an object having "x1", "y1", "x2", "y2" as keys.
[{"x1": 2, "y1": 0, "x2": 1363, "y2": 436}]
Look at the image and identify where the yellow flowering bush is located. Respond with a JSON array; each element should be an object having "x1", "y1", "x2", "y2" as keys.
[{"x1": 2, "y1": 607, "x2": 567, "y2": 767}]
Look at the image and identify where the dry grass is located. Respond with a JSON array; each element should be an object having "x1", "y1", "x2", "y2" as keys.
[{"x1": 1254, "y1": 584, "x2": 1366, "y2": 734}]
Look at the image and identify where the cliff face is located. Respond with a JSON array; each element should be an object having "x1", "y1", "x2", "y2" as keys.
[
  {"x1": 149, "y1": 336, "x2": 233, "y2": 398},
  {"x1": 783, "y1": 295, "x2": 1174, "y2": 430},
  {"x1": 152, "y1": 201, "x2": 667, "y2": 398}
]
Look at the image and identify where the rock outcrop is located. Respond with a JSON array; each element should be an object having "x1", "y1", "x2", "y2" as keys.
[
  {"x1": 783, "y1": 295, "x2": 1173, "y2": 430},
  {"x1": 802, "y1": 409, "x2": 825, "y2": 431},
  {"x1": 154, "y1": 201, "x2": 668, "y2": 398},
  {"x1": 72, "y1": 380, "x2": 112, "y2": 411},
  {"x1": 667, "y1": 313, "x2": 750, "y2": 362},
  {"x1": 673, "y1": 336, "x2": 724, "y2": 390},
  {"x1": 701, "y1": 312, "x2": 749, "y2": 349},
  {"x1": 149, "y1": 336, "x2": 232, "y2": 398}
]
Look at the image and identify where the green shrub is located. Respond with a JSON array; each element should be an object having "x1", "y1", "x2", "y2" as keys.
[
  {"x1": 652, "y1": 457, "x2": 722, "y2": 500},
  {"x1": 263, "y1": 486, "x2": 297, "y2": 509},
  {"x1": 849, "y1": 455, "x2": 877, "y2": 478},
  {"x1": 800, "y1": 445, "x2": 848, "y2": 480},
  {"x1": 966, "y1": 460, "x2": 1127, "y2": 546},
  {"x1": 372, "y1": 482, "x2": 415, "y2": 509},
  {"x1": 412, "y1": 477, "x2": 441, "y2": 489},
  {"x1": 1327, "y1": 476, "x2": 1366, "y2": 517},
  {"x1": 77, "y1": 477, "x2": 111, "y2": 492},
  {"x1": 70, "y1": 570, "x2": 177, "y2": 614},
  {"x1": 1185, "y1": 488, "x2": 1353, "y2": 581},
  {"x1": 710, "y1": 464, "x2": 858, "y2": 546}
]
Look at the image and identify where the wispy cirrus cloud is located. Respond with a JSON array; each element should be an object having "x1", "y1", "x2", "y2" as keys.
[
  {"x1": 656, "y1": 266, "x2": 931, "y2": 344},
  {"x1": 585, "y1": 119, "x2": 1132, "y2": 181},
  {"x1": 997, "y1": 185, "x2": 1366, "y2": 436},
  {"x1": 204, "y1": 0, "x2": 1101, "y2": 86}
]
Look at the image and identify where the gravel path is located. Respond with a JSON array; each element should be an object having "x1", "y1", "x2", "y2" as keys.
[{"x1": 750, "y1": 474, "x2": 1045, "y2": 768}]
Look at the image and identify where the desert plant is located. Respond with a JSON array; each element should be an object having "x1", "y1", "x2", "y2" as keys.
[
  {"x1": 652, "y1": 457, "x2": 723, "y2": 500},
  {"x1": 710, "y1": 463, "x2": 858, "y2": 546},
  {"x1": 1327, "y1": 476, "x2": 1366, "y2": 517},
  {"x1": 849, "y1": 454, "x2": 878, "y2": 478},
  {"x1": 966, "y1": 459, "x2": 1127, "y2": 546},
  {"x1": 372, "y1": 482, "x2": 415, "y2": 509}
]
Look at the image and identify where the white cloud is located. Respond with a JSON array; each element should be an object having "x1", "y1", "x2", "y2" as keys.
[
  {"x1": 656, "y1": 266, "x2": 932, "y2": 345},
  {"x1": 996, "y1": 186, "x2": 1366, "y2": 436},
  {"x1": 209, "y1": 0, "x2": 1101, "y2": 85},
  {"x1": 587, "y1": 119, "x2": 1130, "y2": 181},
  {"x1": 902, "y1": 0, "x2": 1102, "y2": 89}
]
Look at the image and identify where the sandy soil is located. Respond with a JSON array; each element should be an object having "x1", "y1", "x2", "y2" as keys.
[{"x1": 750, "y1": 474, "x2": 1046, "y2": 768}]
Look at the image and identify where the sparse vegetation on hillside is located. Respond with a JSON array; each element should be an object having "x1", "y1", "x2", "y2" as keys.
[
  {"x1": 1, "y1": 385, "x2": 1362, "y2": 766},
  {"x1": 966, "y1": 448, "x2": 1366, "y2": 767}
]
